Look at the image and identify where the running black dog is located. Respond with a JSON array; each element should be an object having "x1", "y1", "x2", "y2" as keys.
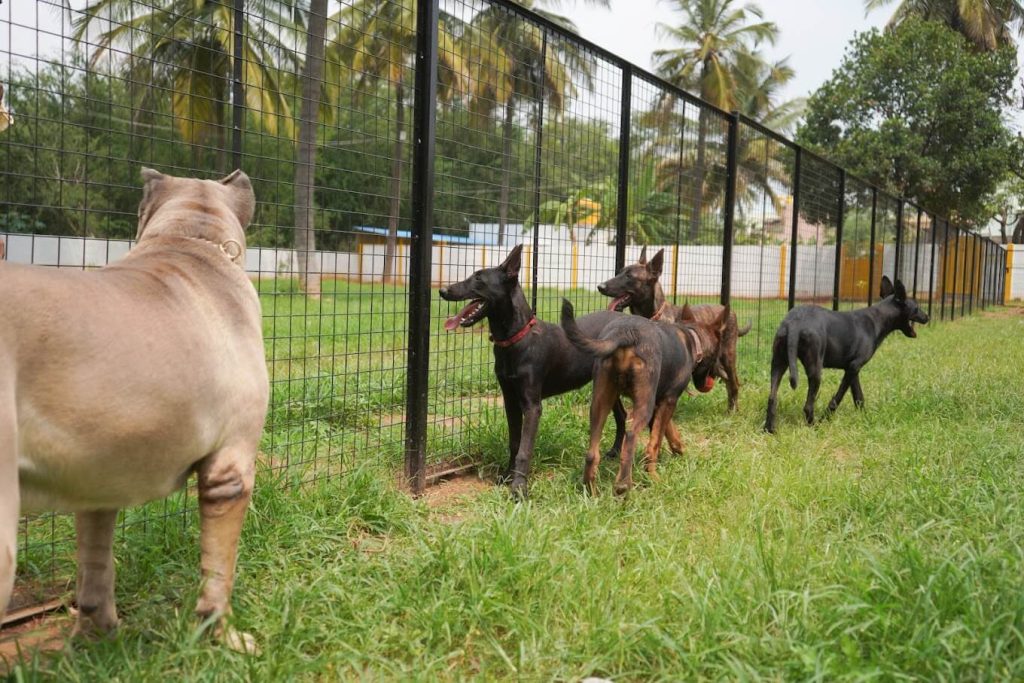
[
  {"x1": 562, "y1": 298, "x2": 728, "y2": 495},
  {"x1": 763, "y1": 276, "x2": 929, "y2": 433},
  {"x1": 439, "y1": 245, "x2": 626, "y2": 498}
]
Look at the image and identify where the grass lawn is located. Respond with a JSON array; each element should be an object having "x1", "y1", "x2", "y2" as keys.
[{"x1": 6, "y1": 306, "x2": 1022, "y2": 681}]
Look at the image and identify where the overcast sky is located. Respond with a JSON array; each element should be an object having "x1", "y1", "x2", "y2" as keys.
[{"x1": 565, "y1": 0, "x2": 891, "y2": 103}]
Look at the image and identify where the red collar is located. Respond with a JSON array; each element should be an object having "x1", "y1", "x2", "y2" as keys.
[
  {"x1": 650, "y1": 300, "x2": 668, "y2": 321},
  {"x1": 491, "y1": 317, "x2": 537, "y2": 348}
]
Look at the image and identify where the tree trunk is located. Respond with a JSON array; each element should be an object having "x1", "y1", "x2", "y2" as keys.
[
  {"x1": 382, "y1": 79, "x2": 405, "y2": 283},
  {"x1": 1013, "y1": 214, "x2": 1024, "y2": 244},
  {"x1": 497, "y1": 100, "x2": 514, "y2": 247},
  {"x1": 688, "y1": 106, "x2": 708, "y2": 242},
  {"x1": 294, "y1": 0, "x2": 328, "y2": 298}
]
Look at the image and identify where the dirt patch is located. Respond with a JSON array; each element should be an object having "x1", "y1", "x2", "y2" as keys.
[
  {"x1": 0, "y1": 612, "x2": 70, "y2": 674},
  {"x1": 420, "y1": 473, "x2": 492, "y2": 523}
]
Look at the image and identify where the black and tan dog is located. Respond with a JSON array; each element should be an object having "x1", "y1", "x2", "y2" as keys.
[
  {"x1": 763, "y1": 276, "x2": 929, "y2": 433},
  {"x1": 562, "y1": 298, "x2": 728, "y2": 495},
  {"x1": 439, "y1": 245, "x2": 626, "y2": 498},
  {"x1": 598, "y1": 247, "x2": 751, "y2": 412}
]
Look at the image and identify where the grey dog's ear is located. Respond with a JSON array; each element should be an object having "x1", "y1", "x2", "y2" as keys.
[
  {"x1": 219, "y1": 169, "x2": 255, "y2": 230},
  {"x1": 137, "y1": 167, "x2": 169, "y2": 239}
]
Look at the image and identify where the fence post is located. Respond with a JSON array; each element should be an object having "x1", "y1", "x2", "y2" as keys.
[
  {"x1": 894, "y1": 199, "x2": 904, "y2": 283},
  {"x1": 788, "y1": 147, "x2": 802, "y2": 310},
  {"x1": 403, "y1": 0, "x2": 440, "y2": 495},
  {"x1": 927, "y1": 213, "x2": 937, "y2": 320},
  {"x1": 967, "y1": 234, "x2": 976, "y2": 315},
  {"x1": 912, "y1": 208, "x2": 922, "y2": 297},
  {"x1": 950, "y1": 225, "x2": 958, "y2": 319},
  {"x1": 231, "y1": 0, "x2": 245, "y2": 170},
  {"x1": 530, "y1": 32, "x2": 547, "y2": 310},
  {"x1": 831, "y1": 168, "x2": 845, "y2": 311},
  {"x1": 615, "y1": 64, "x2": 632, "y2": 274},
  {"x1": 720, "y1": 111, "x2": 739, "y2": 306},
  {"x1": 867, "y1": 187, "x2": 877, "y2": 306}
]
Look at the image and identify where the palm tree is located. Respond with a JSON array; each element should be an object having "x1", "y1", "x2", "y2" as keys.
[
  {"x1": 294, "y1": 0, "x2": 329, "y2": 297},
  {"x1": 654, "y1": 54, "x2": 802, "y2": 236},
  {"x1": 865, "y1": 0, "x2": 1024, "y2": 50},
  {"x1": 72, "y1": 0, "x2": 299, "y2": 170},
  {"x1": 653, "y1": 0, "x2": 779, "y2": 240},
  {"x1": 332, "y1": 0, "x2": 465, "y2": 282},
  {"x1": 465, "y1": 0, "x2": 608, "y2": 247}
]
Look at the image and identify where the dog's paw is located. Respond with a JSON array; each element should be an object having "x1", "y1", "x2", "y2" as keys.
[{"x1": 220, "y1": 626, "x2": 261, "y2": 655}]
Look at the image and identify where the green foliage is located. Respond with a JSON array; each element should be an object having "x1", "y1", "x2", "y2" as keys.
[{"x1": 798, "y1": 19, "x2": 1016, "y2": 224}]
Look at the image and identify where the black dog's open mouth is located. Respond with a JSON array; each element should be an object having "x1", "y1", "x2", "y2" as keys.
[
  {"x1": 444, "y1": 299, "x2": 486, "y2": 330},
  {"x1": 607, "y1": 293, "x2": 630, "y2": 311},
  {"x1": 905, "y1": 322, "x2": 917, "y2": 338}
]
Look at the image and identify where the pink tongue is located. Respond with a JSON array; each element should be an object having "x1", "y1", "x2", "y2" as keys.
[
  {"x1": 607, "y1": 295, "x2": 626, "y2": 311},
  {"x1": 444, "y1": 301, "x2": 480, "y2": 331}
]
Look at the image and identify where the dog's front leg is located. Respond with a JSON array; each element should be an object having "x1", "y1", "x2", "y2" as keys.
[
  {"x1": 0, "y1": 441, "x2": 17, "y2": 625},
  {"x1": 71, "y1": 510, "x2": 119, "y2": 638},
  {"x1": 825, "y1": 369, "x2": 856, "y2": 415},
  {"x1": 850, "y1": 373, "x2": 865, "y2": 409},
  {"x1": 509, "y1": 395, "x2": 541, "y2": 499},
  {"x1": 643, "y1": 402, "x2": 676, "y2": 481},
  {"x1": 498, "y1": 381, "x2": 522, "y2": 485},
  {"x1": 663, "y1": 420, "x2": 685, "y2": 456},
  {"x1": 605, "y1": 399, "x2": 627, "y2": 460},
  {"x1": 195, "y1": 446, "x2": 257, "y2": 653}
]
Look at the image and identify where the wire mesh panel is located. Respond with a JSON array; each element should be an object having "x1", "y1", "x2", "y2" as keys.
[
  {"x1": 912, "y1": 211, "x2": 933, "y2": 301},
  {"x1": 839, "y1": 176, "x2": 874, "y2": 310},
  {"x1": 792, "y1": 153, "x2": 840, "y2": 306},
  {"x1": 1, "y1": 0, "x2": 419, "y2": 595},
  {"x1": 874, "y1": 192, "x2": 900, "y2": 298},
  {"x1": 730, "y1": 120, "x2": 794, "y2": 366},
  {"x1": 1, "y1": 0, "x2": 1009, "y2": 616}
]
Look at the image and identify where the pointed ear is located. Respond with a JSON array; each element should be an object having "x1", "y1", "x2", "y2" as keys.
[
  {"x1": 137, "y1": 167, "x2": 169, "y2": 239},
  {"x1": 219, "y1": 169, "x2": 255, "y2": 229},
  {"x1": 638, "y1": 245, "x2": 647, "y2": 265},
  {"x1": 717, "y1": 304, "x2": 731, "y2": 334},
  {"x1": 500, "y1": 244, "x2": 523, "y2": 279},
  {"x1": 893, "y1": 279, "x2": 907, "y2": 303},
  {"x1": 141, "y1": 167, "x2": 165, "y2": 185},
  {"x1": 680, "y1": 302, "x2": 695, "y2": 321},
  {"x1": 880, "y1": 275, "x2": 894, "y2": 298},
  {"x1": 649, "y1": 248, "x2": 665, "y2": 279}
]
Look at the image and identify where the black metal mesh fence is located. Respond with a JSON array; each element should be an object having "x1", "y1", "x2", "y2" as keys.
[{"x1": 0, "y1": 0, "x2": 1007, "y2": 607}]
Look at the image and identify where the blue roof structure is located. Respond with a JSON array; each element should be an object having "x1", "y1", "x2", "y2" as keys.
[{"x1": 353, "y1": 226, "x2": 483, "y2": 245}]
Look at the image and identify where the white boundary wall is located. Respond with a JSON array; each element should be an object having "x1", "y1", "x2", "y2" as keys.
[{"x1": 0, "y1": 233, "x2": 964, "y2": 301}]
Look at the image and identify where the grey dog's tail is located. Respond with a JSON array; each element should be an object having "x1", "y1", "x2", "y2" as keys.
[
  {"x1": 786, "y1": 326, "x2": 799, "y2": 389},
  {"x1": 561, "y1": 298, "x2": 625, "y2": 358}
]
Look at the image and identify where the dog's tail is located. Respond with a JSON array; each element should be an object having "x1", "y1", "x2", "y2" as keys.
[
  {"x1": 786, "y1": 326, "x2": 800, "y2": 389},
  {"x1": 561, "y1": 298, "x2": 623, "y2": 358},
  {"x1": 737, "y1": 320, "x2": 753, "y2": 337}
]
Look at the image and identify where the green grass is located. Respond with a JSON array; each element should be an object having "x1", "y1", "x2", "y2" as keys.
[{"x1": 10, "y1": 305, "x2": 1023, "y2": 681}]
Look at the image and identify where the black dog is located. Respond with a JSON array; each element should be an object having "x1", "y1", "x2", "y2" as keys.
[
  {"x1": 764, "y1": 276, "x2": 929, "y2": 433},
  {"x1": 562, "y1": 298, "x2": 727, "y2": 495},
  {"x1": 439, "y1": 245, "x2": 626, "y2": 498}
]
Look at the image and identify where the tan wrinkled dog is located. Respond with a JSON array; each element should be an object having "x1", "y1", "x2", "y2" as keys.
[{"x1": 0, "y1": 168, "x2": 269, "y2": 652}]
